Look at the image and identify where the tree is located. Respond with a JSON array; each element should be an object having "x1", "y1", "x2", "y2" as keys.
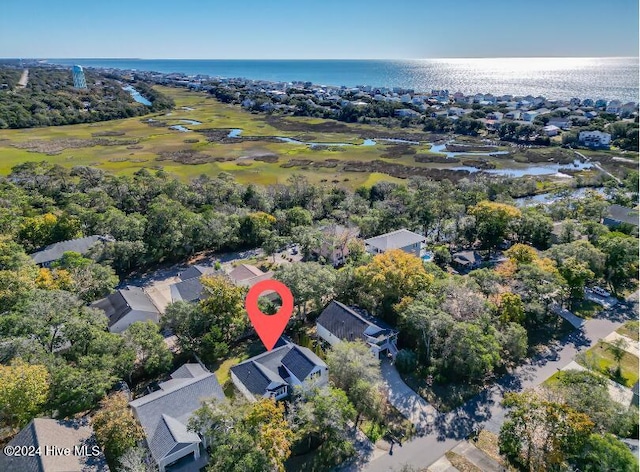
[
  {"x1": 92, "y1": 392, "x2": 145, "y2": 468},
  {"x1": 499, "y1": 392, "x2": 594, "y2": 472},
  {"x1": 354, "y1": 249, "x2": 434, "y2": 314},
  {"x1": 558, "y1": 257, "x2": 594, "y2": 306},
  {"x1": 117, "y1": 447, "x2": 155, "y2": 472},
  {"x1": 598, "y1": 234, "x2": 639, "y2": 294},
  {"x1": 606, "y1": 338, "x2": 628, "y2": 375},
  {"x1": 505, "y1": 243, "x2": 538, "y2": 265},
  {"x1": 240, "y1": 211, "x2": 277, "y2": 247},
  {"x1": 191, "y1": 398, "x2": 293, "y2": 472},
  {"x1": 52, "y1": 251, "x2": 119, "y2": 302},
  {"x1": 442, "y1": 322, "x2": 501, "y2": 381},
  {"x1": 349, "y1": 378, "x2": 385, "y2": 426},
  {"x1": 499, "y1": 322, "x2": 528, "y2": 364},
  {"x1": 289, "y1": 385, "x2": 356, "y2": 466},
  {"x1": 546, "y1": 240, "x2": 606, "y2": 278},
  {"x1": 577, "y1": 433, "x2": 639, "y2": 472},
  {"x1": 512, "y1": 207, "x2": 553, "y2": 248},
  {"x1": 497, "y1": 292, "x2": 525, "y2": 324},
  {"x1": 325, "y1": 341, "x2": 382, "y2": 395},
  {"x1": 469, "y1": 201, "x2": 521, "y2": 253},
  {"x1": 123, "y1": 321, "x2": 173, "y2": 380},
  {"x1": 469, "y1": 268, "x2": 502, "y2": 298},
  {"x1": 0, "y1": 360, "x2": 49, "y2": 429},
  {"x1": 274, "y1": 262, "x2": 336, "y2": 318}
]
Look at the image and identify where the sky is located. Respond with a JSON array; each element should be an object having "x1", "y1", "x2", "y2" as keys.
[{"x1": 1, "y1": 0, "x2": 638, "y2": 59}]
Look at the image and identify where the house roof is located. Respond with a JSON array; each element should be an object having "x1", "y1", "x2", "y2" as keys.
[
  {"x1": 228, "y1": 264, "x2": 274, "y2": 290},
  {"x1": 29, "y1": 235, "x2": 108, "y2": 265},
  {"x1": 178, "y1": 265, "x2": 217, "y2": 281},
  {"x1": 0, "y1": 418, "x2": 109, "y2": 472},
  {"x1": 230, "y1": 342, "x2": 326, "y2": 397},
  {"x1": 129, "y1": 364, "x2": 224, "y2": 465},
  {"x1": 317, "y1": 300, "x2": 396, "y2": 343},
  {"x1": 92, "y1": 286, "x2": 160, "y2": 328},
  {"x1": 452, "y1": 250, "x2": 482, "y2": 266},
  {"x1": 170, "y1": 277, "x2": 204, "y2": 303},
  {"x1": 606, "y1": 204, "x2": 639, "y2": 226},
  {"x1": 364, "y1": 229, "x2": 425, "y2": 252}
]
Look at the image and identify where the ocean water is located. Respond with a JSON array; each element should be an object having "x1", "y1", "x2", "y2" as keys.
[{"x1": 46, "y1": 57, "x2": 639, "y2": 102}]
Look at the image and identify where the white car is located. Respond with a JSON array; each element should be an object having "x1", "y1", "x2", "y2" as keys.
[{"x1": 592, "y1": 287, "x2": 611, "y2": 298}]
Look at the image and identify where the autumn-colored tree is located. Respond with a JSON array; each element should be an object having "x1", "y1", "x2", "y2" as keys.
[
  {"x1": 92, "y1": 392, "x2": 144, "y2": 468},
  {"x1": 498, "y1": 292, "x2": 525, "y2": 324},
  {"x1": 35, "y1": 267, "x2": 73, "y2": 291},
  {"x1": 505, "y1": 243, "x2": 538, "y2": 265},
  {"x1": 245, "y1": 399, "x2": 294, "y2": 472},
  {"x1": 355, "y1": 249, "x2": 434, "y2": 313},
  {"x1": 0, "y1": 360, "x2": 50, "y2": 429}
]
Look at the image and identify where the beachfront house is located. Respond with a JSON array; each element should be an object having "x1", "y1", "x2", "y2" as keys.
[
  {"x1": 92, "y1": 286, "x2": 161, "y2": 333},
  {"x1": 578, "y1": 130, "x2": 611, "y2": 148},
  {"x1": 129, "y1": 363, "x2": 225, "y2": 472},
  {"x1": 317, "y1": 300, "x2": 398, "y2": 359},
  {"x1": 29, "y1": 235, "x2": 113, "y2": 267},
  {"x1": 364, "y1": 228, "x2": 426, "y2": 257},
  {"x1": 230, "y1": 340, "x2": 327, "y2": 402}
]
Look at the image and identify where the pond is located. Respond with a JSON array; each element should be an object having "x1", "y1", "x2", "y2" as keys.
[
  {"x1": 429, "y1": 141, "x2": 510, "y2": 158},
  {"x1": 169, "y1": 125, "x2": 191, "y2": 132},
  {"x1": 451, "y1": 159, "x2": 593, "y2": 178},
  {"x1": 514, "y1": 187, "x2": 605, "y2": 206},
  {"x1": 122, "y1": 85, "x2": 152, "y2": 106},
  {"x1": 180, "y1": 119, "x2": 202, "y2": 125},
  {"x1": 228, "y1": 129, "x2": 243, "y2": 138}
]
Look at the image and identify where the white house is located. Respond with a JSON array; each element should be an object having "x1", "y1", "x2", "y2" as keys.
[
  {"x1": 579, "y1": 130, "x2": 611, "y2": 148},
  {"x1": 317, "y1": 301, "x2": 398, "y2": 359},
  {"x1": 230, "y1": 341, "x2": 328, "y2": 402},
  {"x1": 543, "y1": 125, "x2": 561, "y2": 136},
  {"x1": 364, "y1": 228, "x2": 426, "y2": 257}
]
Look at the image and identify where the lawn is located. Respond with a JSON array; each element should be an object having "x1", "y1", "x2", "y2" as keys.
[
  {"x1": 577, "y1": 341, "x2": 639, "y2": 388},
  {"x1": 572, "y1": 299, "x2": 601, "y2": 319},
  {"x1": 617, "y1": 321, "x2": 639, "y2": 342},
  {"x1": 211, "y1": 338, "x2": 264, "y2": 396}
]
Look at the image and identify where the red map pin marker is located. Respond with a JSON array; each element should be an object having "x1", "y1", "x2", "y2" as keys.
[{"x1": 245, "y1": 279, "x2": 294, "y2": 351}]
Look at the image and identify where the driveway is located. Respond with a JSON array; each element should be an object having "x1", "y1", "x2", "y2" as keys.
[
  {"x1": 360, "y1": 297, "x2": 638, "y2": 472},
  {"x1": 381, "y1": 360, "x2": 437, "y2": 434}
]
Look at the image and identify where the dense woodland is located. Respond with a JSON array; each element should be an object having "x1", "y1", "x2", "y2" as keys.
[
  {"x1": 0, "y1": 66, "x2": 173, "y2": 128},
  {"x1": 0, "y1": 162, "x2": 638, "y2": 471}
]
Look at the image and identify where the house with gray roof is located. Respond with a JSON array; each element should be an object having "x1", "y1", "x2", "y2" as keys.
[
  {"x1": 29, "y1": 235, "x2": 113, "y2": 267},
  {"x1": 178, "y1": 264, "x2": 217, "y2": 282},
  {"x1": 0, "y1": 418, "x2": 109, "y2": 472},
  {"x1": 129, "y1": 363, "x2": 224, "y2": 472},
  {"x1": 317, "y1": 301, "x2": 398, "y2": 359},
  {"x1": 169, "y1": 264, "x2": 220, "y2": 303},
  {"x1": 451, "y1": 250, "x2": 483, "y2": 271},
  {"x1": 364, "y1": 228, "x2": 426, "y2": 257},
  {"x1": 230, "y1": 340, "x2": 327, "y2": 402},
  {"x1": 92, "y1": 286, "x2": 161, "y2": 333},
  {"x1": 603, "y1": 204, "x2": 639, "y2": 228}
]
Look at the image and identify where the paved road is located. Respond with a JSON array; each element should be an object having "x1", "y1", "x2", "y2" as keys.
[{"x1": 357, "y1": 298, "x2": 638, "y2": 472}]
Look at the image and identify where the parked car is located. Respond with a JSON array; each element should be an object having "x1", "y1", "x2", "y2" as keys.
[{"x1": 592, "y1": 287, "x2": 611, "y2": 298}]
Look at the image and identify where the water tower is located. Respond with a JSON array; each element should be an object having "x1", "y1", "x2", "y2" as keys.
[{"x1": 72, "y1": 65, "x2": 87, "y2": 89}]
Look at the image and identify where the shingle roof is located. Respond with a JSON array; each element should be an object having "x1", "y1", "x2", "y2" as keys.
[
  {"x1": 179, "y1": 265, "x2": 217, "y2": 281},
  {"x1": 0, "y1": 418, "x2": 109, "y2": 472},
  {"x1": 228, "y1": 264, "x2": 265, "y2": 282},
  {"x1": 92, "y1": 286, "x2": 160, "y2": 328},
  {"x1": 29, "y1": 235, "x2": 109, "y2": 265},
  {"x1": 170, "y1": 277, "x2": 204, "y2": 303},
  {"x1": 364, "y1": 229, "x2": 425, "y2": 252},
  {"x1": 452, "y1": 250, "x2": 482, "y2": 265},
  {"x1": 606, "y1": 204, "x2": 639, "y2": 226},
  {"x1": 230, "y1": 342, "x2": 326, "y2": 397},
  {"x1": 317, "y1": 301, "x2": 396, "y2": 343},
  {"x1": 129, "y1": 364, "x2": 224, "y2": 465}
]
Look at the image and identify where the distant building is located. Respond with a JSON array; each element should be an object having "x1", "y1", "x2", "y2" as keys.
[
  {"x1": 602, "y1": 204, "x2": 639, "y2": 228},
  {"x1": 578, "y1": 130, "x2": 611, "y2": 148},
  {"x1": 29, "y1": 235, "x2": 112, "y2": 267},
  {"x1": 92, "y1": 286, "x2": 161, "y2": 333},
  {"x1": 72, "y1": 65, "x2": 87, "y2": 89}
]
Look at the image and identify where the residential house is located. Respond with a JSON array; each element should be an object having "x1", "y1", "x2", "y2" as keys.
[
  {"x1": 395, "y1": 108, "x2": 421, "y2": 118},
  {"x1": 505, "y1": 110, "x2": 522, "y2": 120},
  {"x1": 364, "y1": 228, "x2": 426, "y2": 257},
  {"x1": 29, "y1": 235, "x2": 112, "y2": 267},
  {"x1": 0, "y1": 418, "x2": 109, "y2": 472},
  {"x1": 451, "y1": 250, "x2": 483, "y2": 271},
  {"x1": 602, "y1": 204, "x2": 639, "y2": 228},
  {"x1": 129, "y1": 363, "x2": 225, "y2": 472},
  {"x1": 606, "y1": 100, "x2": 622, "y2": 114},
  {"x1": 585, "y1": 110, "x2": 599, "y2": 119},
  {"x1": 92, "y1": 286, "x2": 161, "y2": 333},
  {"x1": 228, "y1": 264, "x2": 278, "y2": 300},
  {"x1": 230, "y1": 340, "x2": 328, "y2": 402},
  {"x1": 486, "y1": 111, "x2": 504, "y2": 121},
  {"x1": 522, "y1": 110, "x2": 538, "y2": 122},
  {"x1": 315, "y1": 224, "x2": 361, "y2": 266},
  {"x1": 547, "y1": 117, "x2": 571, "y2": 130},
  {"x1": 578, "y1": 130, "x2": 611, "y2": 148},
  {"x1": 543, "y1": 125, "x2": 561, "y2": 137},
  {"x1": 317, "y1": 300, "x2": 398, "y2": 359},
  {"x1": 170, "y1": 264, "x2": 219, "y2": 303}
]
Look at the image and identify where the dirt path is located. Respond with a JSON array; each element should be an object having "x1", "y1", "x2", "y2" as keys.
[{"x1": 17, "y1": 69, "x2": 28, "y2": 89}]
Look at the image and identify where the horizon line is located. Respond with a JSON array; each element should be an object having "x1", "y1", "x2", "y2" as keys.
[{"x1": 4, "y1": 55, "x2": 638, "y2": 61}]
